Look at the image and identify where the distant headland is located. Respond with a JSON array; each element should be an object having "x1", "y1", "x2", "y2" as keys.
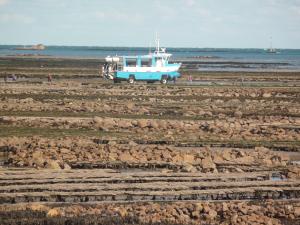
[{"x1": 14, "y1": 44, "x2": 46, "y2": 50}]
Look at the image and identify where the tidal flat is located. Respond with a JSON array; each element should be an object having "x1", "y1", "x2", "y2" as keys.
[{"x1": 0, "y1": 56, "x2": 300, "y2": 225}]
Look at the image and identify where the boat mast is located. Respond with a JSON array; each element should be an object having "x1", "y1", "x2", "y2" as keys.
[
  {"x1": 156, "y1": 32, "x2": 160, "y2": 53},
  {"x1": 270, "y1": 36, "x2": 273, "y2": 50}
]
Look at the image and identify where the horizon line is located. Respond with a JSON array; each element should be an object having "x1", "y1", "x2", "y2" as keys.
[{"x1": 0, "y1": 44, "x2": 300, "y2": 50}]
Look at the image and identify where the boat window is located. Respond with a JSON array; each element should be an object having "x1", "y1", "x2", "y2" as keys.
[
  {"x1": 126, "y1": 58, "x2": 137, "y2": 67},
  {"x1": 117, "y1": 63, "x2": 123, "y2": 71},
  {"x1": 155, "y1": 57, "x2": 163, "y2": 67},
  {"x1": 141, "y1": 59, "x2": 152, "y2": 67}
]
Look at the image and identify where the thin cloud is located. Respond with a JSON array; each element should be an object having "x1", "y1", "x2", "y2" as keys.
[
  {"x1": 290, "y1": 5, "x2": 300, "y2": 16},
  {"x1": 0, "y1": 0, "x2": 299, "y2": 48},
  {"x1": 0, "y1": 13, "x2": 34, "y2": 24},
  {"x1": 196, "y1": 8, "x2": 211, "y2": 17},
  {"x1": 94, "y1": 10, "x2": 143, "y2": 24},
  {"x1": 154, "y1": 0, "x2": 178, "y2": 20},
  {"x1": 184, "y1": 0, "x2": 196, "y2": 7},
  {"x1": 0, "y1": 0, "x2": 9, "y2": 6}
]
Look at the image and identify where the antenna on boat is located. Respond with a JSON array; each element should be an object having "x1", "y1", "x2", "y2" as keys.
[
  {"x1": 149, "y1": 41, "x2": 151, "y2": 55},
  {"x1": 155, "y1": 32, "x2": 160, "y2": 53}
]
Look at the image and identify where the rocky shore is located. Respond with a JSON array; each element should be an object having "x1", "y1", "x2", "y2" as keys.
[
  {"x1": 0, "y1": 57, "x2": 300, "y2": 224},
  {"x1": 1, "y1": 200, "x2": 300, "y2": 225}
]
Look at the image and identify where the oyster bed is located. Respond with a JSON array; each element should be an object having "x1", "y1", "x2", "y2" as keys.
[{"x1": 0, "y1": 57, "x2": 300, "y2": 224}]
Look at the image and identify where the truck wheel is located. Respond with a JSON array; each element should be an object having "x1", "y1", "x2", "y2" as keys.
[
  {"x1": 113, "y1": 79, "x2": 120, "y2": 84},
  {"x1": 128, "y1": 75, "x2": 135, "y2": 84},
  {"x1": 160, "y1": 76, "x2": 168, "y2": 84}
]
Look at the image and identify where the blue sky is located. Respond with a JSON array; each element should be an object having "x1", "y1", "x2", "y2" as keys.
[{"x1": 0, "y1": 0, "x2": 300, "y2": 48}]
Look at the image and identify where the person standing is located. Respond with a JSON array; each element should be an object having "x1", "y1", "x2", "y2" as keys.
[
  {"x1": 173, "y1": 76, "x2": 177, "y2": 84},
  {"x1": 12, "y1": 74, "x2": 17, "y2": 81}
]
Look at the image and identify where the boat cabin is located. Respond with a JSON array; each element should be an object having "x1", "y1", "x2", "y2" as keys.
[{"x1": 102, "y1": 41, "x2": 181, "y2": 84}]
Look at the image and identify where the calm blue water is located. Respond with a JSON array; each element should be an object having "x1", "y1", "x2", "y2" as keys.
[{"x1": 1, "y1": 45, "x2": 300, "y2": 71}]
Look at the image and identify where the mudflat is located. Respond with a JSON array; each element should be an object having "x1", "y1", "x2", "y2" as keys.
[{"x1": 0, "y1": 56, "x2": 300, "y2": 225}]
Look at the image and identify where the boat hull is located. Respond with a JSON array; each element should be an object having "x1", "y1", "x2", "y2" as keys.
[{"x1": 115, "y1": 71, "x2": 181, "y2": 81}]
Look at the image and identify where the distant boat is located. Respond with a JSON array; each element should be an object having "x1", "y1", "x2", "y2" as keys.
[
  {"x1": 15, "y1": 44, "x2": 46, "y2": 50},
  {"x1": 265, "y1": 37, "x2": 279, "y2": 54},
  {"x1": 266, "y1": 48, "x2": 277, "y2": 54}
]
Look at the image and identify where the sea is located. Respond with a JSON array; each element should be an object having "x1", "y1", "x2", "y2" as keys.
[{"x1": 1, "y1": 45, "x2": 300, "y2": 72}]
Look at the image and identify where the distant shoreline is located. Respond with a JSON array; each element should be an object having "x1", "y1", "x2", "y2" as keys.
[{"x1": 1, "y1": 55, "x2": 300, "y2": 72}]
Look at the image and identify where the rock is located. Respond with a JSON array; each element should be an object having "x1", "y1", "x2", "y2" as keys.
[
  {"x1": 172, "y1": 154, "x2": 183, "y2": 163},
  {"x1": 21, "y1": 98, "x2": 34, "y2": 103},
  {"x1": 0, "y1": 116, "x2": 6, "y2": 123},
  {"x1": 191, "y1": 210, "x2": 200, "y2": 219},
  {"x1": 182, "y1": 154, "x2": 195, "y2": 164},
  {"x1": 263, "y1": 93, "x2": 272, "y2": 98},
  {"x1": 63, "y1": 163, "x2": 72, "y2": 170},
  {"x1": 206, "y1": 209, "x2": 218, "y2": 220},
  {"x1": 118, "y1": 120, "x2": 132, "y2": 129},
  {"x1": 47, "y1": 208, "x2": 63, "y2": 217},
  {"x1": 231, "y1": 213, "x2": 238, "y2": 224},
  {"x1": 201, "y1": 156, "x2": 216, "y2": 170},
  {"x1": 93, "y1": 116, "x2": 102, "y2": 124},
  {"x1": 131, "y1": 120, "x2": 138, "y2": 127},
  {"x1": 218, "y1": 113, "x2": 226, "y2": 119},
  {"x1": 212, "y1": 154, "x2": 225, "y2": 164},
  {"x1": 108, "y1": 140, "x2": 117, "y2": 146},
  {"x1": 294, "y1": 207, "x2": 300, "y2": 217},
  {"x1": 119, "y1": 152, "x2": 135, "y2": 162},
  {"x1": 237, "y1": 156, "x2": 255, "y2": 165},
  {"x1": 101, "y1": 118, "x2": 116, "y2": 130},
  {"x1": 285, "y1": 205, "x2": 294, "y2": 214},
  {"x1": 254, "y1": 146, "x2": 270, "y2": 153},
  {"x1": 161, "y1": 169, "x2": 172, "y2": 174},
  {"x1": 126, "y1": 102, "x2": 135, "y2": 110},
  {"x1": 161, "y1": 151, "x2": 172, "y2": 161},
  {"x1": 222, "y1": 202, "x2": 228, "y2": 212},
  {"x1": 172, "y1": 121, "x2": 184, "y2": 130},
  {"x1": 128, "y1": 141, "x2": 138, "y2": 147},
  {"x1": 137, "y1": 119, "x2": 148, "y2": 128},
  {"x1": 235, "y1": 168, "x2": 244, "y2": 173},
  {"x1": 117, "y1": 207, "x2": 127, "y2": 217},
  {"x1": 102, "y1": 104, "x2": 111, "y2": 111},
  {"x1": 287, "y1": 167, "x2": 300, "y2": 179},
  {"x1": 149, "y1": 98, "x2": 156, "y2": 102},
  {"x1": 46, "y1": 160, "x2": 62, "y2": 170},
  {"x1": 203, "y1": 204, "x2": 210, "y2": 213},
  {"x1": 157, "y1": 120, "x2": 168, "y2": 129},
  {"x1": 182, "y1": 165, "x2": 197, "y2": 173},
  {"x1": 238, "y1": 203, "x2": 248, "y2": 215},
  {"x1": 149, "y1": 120, "x2": 159, "y2": 129},
  {"x1": 226, "y1": 99, "x2": 241, "y2": 107},
  {"x1": 139, "y1": 108, "x2": 150, "y2": 114},
  {"x1": 31, "y1": 151, "x2": 45, "y2": 167},
  {"x1": 215, "y1": 99, "x2": 224, "y2": 105},
  {"x1": 205, "y1": 111, "x2": 213, "y2": 117},
  {"x1": 0, "y1": 116, "x2": 16, "y2": 124},
  {"x1": 60, "y1": 148, "x2": 70, "y2": 154},
  {"x1": 30, "y1": 203, "x2": 50, "y2": 212},
  {"x1": 234, "y1": 111, "x2": 243, "y2": 118}
]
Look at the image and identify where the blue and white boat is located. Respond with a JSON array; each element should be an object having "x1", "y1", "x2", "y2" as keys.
[{"x1": 102, "y1": 39, "x2": 181, "y2": 84}]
